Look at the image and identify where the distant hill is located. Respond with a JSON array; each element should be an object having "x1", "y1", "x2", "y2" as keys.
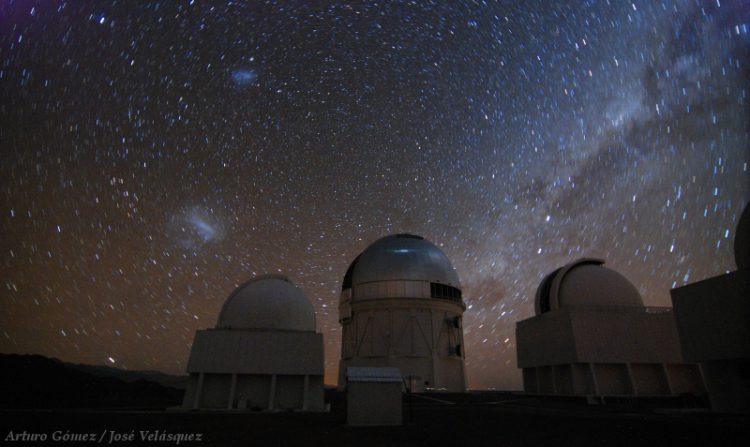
[
  {"x1": 0, "y1": 353, "x2": 184, "y2": 409},
  {"x1": 67, "y1": 361, "x2": 188, "y2": 390}
]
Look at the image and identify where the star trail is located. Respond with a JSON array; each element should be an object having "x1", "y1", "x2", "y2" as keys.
[{"x1": 1, "y1": 0, "x2": 748, "y2": 389}]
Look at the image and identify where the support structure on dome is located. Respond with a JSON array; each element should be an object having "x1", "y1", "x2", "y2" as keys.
[{"x1": 338, "y1": 234, "x2": 466, "y2": 393}]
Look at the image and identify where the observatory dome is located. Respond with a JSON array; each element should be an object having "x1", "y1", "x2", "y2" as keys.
[
  {"x1": 535, "y1": 258, "x2": 643, "y2": 315},
  {"x1": 347, "y1": 234, "x2": 460, "y2": 288},
  {"x1": 217, "y1": 274, "x2": 315, "y2": 331}
]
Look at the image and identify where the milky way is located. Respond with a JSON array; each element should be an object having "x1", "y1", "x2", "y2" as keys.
[{"x1": 1, "y1": 0, "x2": 748, "y2": 389}]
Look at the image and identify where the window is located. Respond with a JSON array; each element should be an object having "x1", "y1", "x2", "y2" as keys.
[{"x1": 430, "y1": 282, "x2": 462, "y2": 302}]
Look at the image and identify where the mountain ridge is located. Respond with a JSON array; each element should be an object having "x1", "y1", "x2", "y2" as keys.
[{"x1": 0, "y1": 353, "x2": 184, "y2": 409}]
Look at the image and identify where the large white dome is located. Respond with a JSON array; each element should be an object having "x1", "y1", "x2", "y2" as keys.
[
  {"x1": 348, "y1": 234, "x2": 461, "y2": 288},
  {"x1": 217, "y1": 275, "x2": 315, "y2": 331},
  {"x1": 535, "y1": 258, "x2": 643, "y2": 315}
]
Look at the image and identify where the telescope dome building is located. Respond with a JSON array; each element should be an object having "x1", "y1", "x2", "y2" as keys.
[
  {"x1": 517, "y1": 259, "x2": 705, "y2": 398},
  {"x1": 182, "y1": 275, "x2": 324, "y2": 411},
  {"x1": 338, "y1": 234, "x2": 466, "y2": 392}
]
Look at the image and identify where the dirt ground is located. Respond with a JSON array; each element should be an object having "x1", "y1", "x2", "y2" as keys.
[{"x1": 2, "y1": 392, "x2": 747, "y2": 447}]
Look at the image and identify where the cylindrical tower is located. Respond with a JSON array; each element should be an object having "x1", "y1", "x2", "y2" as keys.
[{"x1": 338, "y1": 234, "x2": 466, "y2": 392}]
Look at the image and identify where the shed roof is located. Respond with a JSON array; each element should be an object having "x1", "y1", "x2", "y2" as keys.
[{"x1": 346, "y1": 367, "x2": 402, "y2": 383}]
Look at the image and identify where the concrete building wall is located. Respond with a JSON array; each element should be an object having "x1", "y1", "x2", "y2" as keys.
[
  {"x1": 304, "y1": 376, "x2": 325, "y2": 411},
  {"x1": 522, "y1": 368, "x2": 537, "y2": 393},
  {"x1": 554, "y1": 365, "x2": 573, "y2": 395},
  {"x1": 523, "y1": 363, "x2": 705, "y2": 396},
  {"x1": 183, "y1": 329, "x2": 325, "y2": 411},
  {"x1": 516, "y1": 310, "x2": 576, "y2": 367},
  {"x1": 517, "y1": 305, "x2": 705, "y2": 397},
  {"x1": 671, "y1": 270, "x2": 750, "y2": 412},
  {"x1": 434, "y1": 357, "x2": 465, "y2": 391},
  {"x1": 700, "y1": 360, "x2": 750, "y2": 412},
  {"x1": 187, "y1": 330, "x2": 324, "y2": 376},
  {"x1": 667, "y1": 364, "x2": 705, "y2": 395},
  {"x1": 671, "y1": 271, "x2": 750, "y2": 362},
  {"x1": 182, "y1": 373, "x2": 198, "y2": 408},
  {"x1": 538, "y1": 366, "x2": 554, "y2": 394},
  {"x1": 182, "y1": 373, "x2": 323, "y2": 411},
  {"x1": 235, "y1": 374, "x2": 270, "y2": 410},
  {"x1": 520, "y1": 362, "x2": 701, "y2": 397},
  {"x1": 630, "y1": 363, "x2": 669, "y2": 395},
  {"x1": 518, "y1": 306, "x2": 686, "y2": 367},
  {"x1": 275, "y1": 375, "x2": 304, "y2": 410},
  {"x1": 571, "y1": 363, "x2": 595, "y2": 395},
  {"x1": 594, "y1": 364, "x2": 631, "y2": 395},
  {"x1": 200, "y1": 374, "x2": 230, "y2": 409},
  {"x1": 570, "y1": 307, "x2": 683, "y2": 364},
  {"x1": 518, "y1": 306, "x2": 683, "y2": 367}
]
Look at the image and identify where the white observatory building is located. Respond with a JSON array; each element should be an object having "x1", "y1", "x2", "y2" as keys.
[
  {"x1": 338, "y1": 234, "x2": 466, "y2": 392},
  {"x1": 182, "y1": 275, "x2": 325, "y2": 411},
  {"x1": 516, "y1": 259, "x2": 705, "y2": 398}
]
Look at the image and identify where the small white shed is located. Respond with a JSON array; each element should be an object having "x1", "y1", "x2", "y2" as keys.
[{"x1": 346, "y1": 367, "x2": 403, "y2": 426}]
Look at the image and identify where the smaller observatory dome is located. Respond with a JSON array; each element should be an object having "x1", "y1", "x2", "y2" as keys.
[
  {"x1": 535, "y1": 258, "x2": 643, "y2": 315},
  {"x1": 735, "y1": 202, "x2": 750, "y2": 270},
  {"x1": 217, "y1": 274, "x2": 315, "y2": 331},
  {"x1": 349, "y1": 234, "x2": 460, "y2": 288}
]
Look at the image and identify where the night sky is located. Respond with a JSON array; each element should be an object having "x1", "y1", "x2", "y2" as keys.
[{"x1": 1, "y1": 0, "x2": 748, "y2": 389}]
